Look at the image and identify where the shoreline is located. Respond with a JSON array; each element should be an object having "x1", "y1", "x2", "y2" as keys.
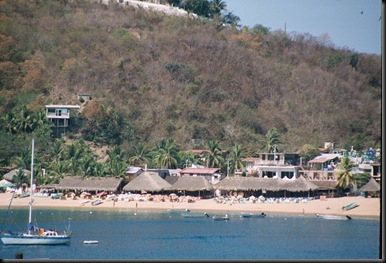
[{"x1": 0, "y1": 193, "x2": 380, "y2": 219}]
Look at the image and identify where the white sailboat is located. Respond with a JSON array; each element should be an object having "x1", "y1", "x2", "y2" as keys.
[{"x1": 0, "y1": 138, "x2": 72, "y2": 245}]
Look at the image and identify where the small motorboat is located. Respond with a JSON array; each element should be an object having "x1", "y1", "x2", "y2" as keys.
[
  {"x1": 83, "y1": 240, "x2": 99, "y2": 244},
  {"x1": 213, "y1": 214, "x2": 230, "y2": 221},
  {"x1": 316, "y1": 214, "x2": 352, "y2": 220},
  {"x1": 167, "y1": 208, "x2": 190, "y2": 214},
  {"x1": 240, "y1": 212, "x2": 266, "y2": 218},
  {"x1": 181, "y1": 212, "x2": 209, "y2": 218},
  {"x1": 342, "y1": 202, "x2": 359, "y2": 211},
  {"x1": 91, "y1": 199, "x2": 102, "y2": 206}
]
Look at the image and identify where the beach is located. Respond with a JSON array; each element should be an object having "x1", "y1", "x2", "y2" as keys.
[{"x1": 0, "y1": 193, "x2": 380, "y2": 218}]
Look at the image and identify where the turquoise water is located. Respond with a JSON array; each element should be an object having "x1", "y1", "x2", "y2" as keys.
[{"x1": 0, "y1": 208, "x2": 381, "y2": 260}]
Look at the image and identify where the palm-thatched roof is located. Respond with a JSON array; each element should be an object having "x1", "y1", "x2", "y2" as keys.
[
  {"x1": 213, "y1": 177, "x2": 286, "y2": 191},
  {"x1": 168, "y1": 176, "x2": 212, "y2": 191},
  {"x1": 164, "y1": 175, "x2": 179, "y2": 185},
  {"x1": 282, "y1": 176, "x2": 319, "y2": 192},
  {"x1": 55, "y1": 176, "x2": 124, "y2": 192},
  {"x1": 3, "y1": 169, "x2": 31, "y2": 181},
  {"x1": 359, "y1": 177, "x2": 380, "y2": 192},
  {"x1": 123, "y1": 171, "x2": 171, "y2": 192},
  {"x1": 309, "y1": 180, "x2": 337, "y2": 190}
]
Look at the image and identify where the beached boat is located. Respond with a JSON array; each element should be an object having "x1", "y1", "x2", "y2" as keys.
[
  {"x1": 51, "y1": 193, "x2": 63, "y2": 199},
  {"x1": 181, "y1": 212, "x2": 209, "y2": 218},
  {"x1": 0, "y1": 139, "x2": 72, "y2": 245},
  {"x1": 17, "y1": 192, "x2": 30, "y2": 198},
  {"x1": 213, "y1": 214, "x2": 230, "y2": 221},
  {"x1": 240, "y1": 212, "x2": 266, "y2": 218},
  {"x1": 316, "y1": 214, "x2": 352, "y2": 220},
  {"x1": 342, "y1": 202, "x2": 359, "y2": 211},
  {"x1": 79, "y1": 200, "x2": 90, "y2": 206},
  {"x1": 91, "y1": 199, "x2": 102, "y2": 206},
  {"x1": 167, "y1": 208, "x2": 190, "y2": 214}
]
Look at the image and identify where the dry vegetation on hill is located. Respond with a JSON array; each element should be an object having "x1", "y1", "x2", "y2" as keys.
[{"x1": 0, "y1": 0, "x2": 381, "y2": 155}]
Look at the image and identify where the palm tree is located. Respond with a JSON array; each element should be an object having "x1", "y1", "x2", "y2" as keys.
[
  {"x1": 205, "y1": 140, "x2": 224, "y2": 168},
  {"x1": 178, "y1": 150, "x2": 200, "y2": 168},
  {"x1": 106, "y1": 145, "x2": 128, "y2": 177},
  {"x1": 48, "y1": 159, "x2": 68, "y2": 183},
  {"x1": 49, "y1": 139, "x2": 66, "y2": 162},
  {"x1": 210, "y1": 0, "x2": 226, "y2": 16},
  {"x1": 260, "y1": 128, "x2": 282, "y2": 153},
  {"x1": 335, "y1": 156, "x2": 355, "y2": 195},
  {"x1": 151, "y1": 138, "x2": 180, "y2": 169},
  {"x1": 228, "y1": 144, "x2": 245, "y2": 175},
  {"x1": 129, "y1": 142, "x2": 151, "y2": 166}
]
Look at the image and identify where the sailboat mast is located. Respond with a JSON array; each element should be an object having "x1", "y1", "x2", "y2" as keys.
[{"x1": 28, "y1": 138, "x2": 34, "y2": 234}]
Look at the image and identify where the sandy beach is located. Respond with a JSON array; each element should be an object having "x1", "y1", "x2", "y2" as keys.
[{"x1": 0, "y1": 193, "x2": 380, "y2": 219}]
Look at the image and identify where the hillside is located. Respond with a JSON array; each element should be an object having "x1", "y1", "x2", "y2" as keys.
[{"x1": 0, "y1": 0, "x2": 381, "y2": 155}]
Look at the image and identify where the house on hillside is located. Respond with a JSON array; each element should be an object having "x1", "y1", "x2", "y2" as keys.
[
  {"x1": 77, "y1": 93, "x2": 92, "y2": 102},
  {"x1": 45, "y1": 104, "x2": 80, "y2": 137}
]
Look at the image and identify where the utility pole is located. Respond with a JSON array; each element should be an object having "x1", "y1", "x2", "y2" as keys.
[{"x1": 227, "y1": 159, "x2": 229, "y2": 177}]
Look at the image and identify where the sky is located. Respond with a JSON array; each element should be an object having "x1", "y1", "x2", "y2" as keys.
[{"x1": 225, "y1": 0, "x2": 382, "y2": 55}]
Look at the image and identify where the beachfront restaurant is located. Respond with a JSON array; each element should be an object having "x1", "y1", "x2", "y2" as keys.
[
  {"x1": 53, "y1": 176, "x2": 125, "y2": 197},
  {"x1": 213, "y1": 176, "x2": 319, "y2": 201}
]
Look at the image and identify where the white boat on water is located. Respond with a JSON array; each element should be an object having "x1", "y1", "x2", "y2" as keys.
[
  {"x1": 181, "y1": 212, "x2": 209, "y2": 218},
  {"x1": 213, "y1": 214, "x2": 230, "y2": 221},
  {"x1": 0, "y1": 139, "x2": 72, "y2": 245},
  {"x1": 240, "y1": 212, "x2": 266, "y2": 218},
  {"x1": 167, "y1": 208, "x2": 190, "y2": 214},
  {"x1": 316, "y1": 214, "x2": 352, "y2": 220},
  {"x1": 84, "y1": 240, "x2": 99, "y2": 244}
]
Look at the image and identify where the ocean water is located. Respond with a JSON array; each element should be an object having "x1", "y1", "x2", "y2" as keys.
[{"x1": 0, "y1": 208, "x2": 381, "y2": 260}]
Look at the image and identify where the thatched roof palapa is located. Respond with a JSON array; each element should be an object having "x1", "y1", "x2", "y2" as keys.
[
  {"x1": 3, "y1": 169, "x2": 31, "y2": 181},
  {"x1": 213, "y1": 177, "x2": 286, "y2": 191},
  {"x1": 168, "y1": 176, "x2": 212, "y2": 191},
  {"x1": 359, "y1": 177, "x2": 380, "y2": 192},
  {"x1": 123, "y1": 171, "x2": 171, "y2": 192},
  {"x1": 282, "y1": 176, "x2": 319, "y2": 192},
  {"x1": 55, "y1": 176, "x2": 123, "y2": 192},
  {"x1": 309, "y1": 180, "x2": 337, "y2": 190}
]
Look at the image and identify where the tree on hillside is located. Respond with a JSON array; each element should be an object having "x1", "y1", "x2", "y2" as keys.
[
  {"x1": 210, "y1": 0, "x2": 226, "y2": 16},
  {"x1": 221, "y1": 11, "x2": 240, "y2": 26},
  {"x1": 106, "y1": 145, "x2": 127, "y2": 178},
  {"x1": 297, "y1": 144, "x2": 320, "y2": 163},
  {"x1": 129, "y1": 142, "x2": 151, "y2": 166},
  {"x1": 181, "y1": 0, "x2": 211, "y2": 17},
  {"x1": 178, "y1": 149, "x2": 201, "y2": 168},
  {"x1": 151, "y1": 138, "x2": 180, "y2": 169}
]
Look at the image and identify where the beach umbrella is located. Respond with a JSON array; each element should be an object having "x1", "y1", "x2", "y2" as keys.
[{"x1": 0, "y1": 179, "x2": 15, "y2": 188}]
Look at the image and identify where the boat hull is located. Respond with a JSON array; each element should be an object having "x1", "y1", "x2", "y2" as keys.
[
  {"x1": 167, "y1": 209, "x2": 190, "y2": 214},
  {"x1": 1, "y1": 235, "x2": 71, "y2": 245},
  {"x1": 342, "y1": 202, "x2": 359, "y2": 211},
  {"x1": 241, "y1": 213, "x2": 266, "y2": 218},
  {"x1": 181, "y1": 213, "x2": 209, "y2": 218},
  {"x1": 316, "y1": 214, "x2": 351, "y2": 220}
]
